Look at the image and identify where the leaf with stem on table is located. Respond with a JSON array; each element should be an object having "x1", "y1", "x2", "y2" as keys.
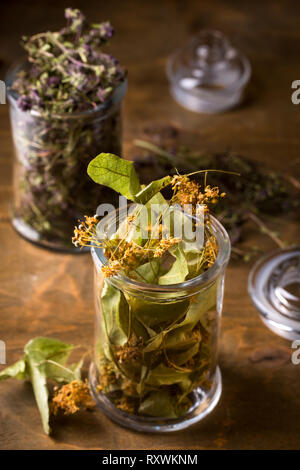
[{"x1": 0, "y1": 337, "x2": 86, "y2": 435}]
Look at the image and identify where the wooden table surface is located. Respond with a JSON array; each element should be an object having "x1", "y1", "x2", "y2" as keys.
[{"x1": 0, "y1": 0, "x2": 300, "y2": 450}]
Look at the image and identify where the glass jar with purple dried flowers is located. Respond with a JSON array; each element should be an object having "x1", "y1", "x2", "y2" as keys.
[{"x1": 7, "y1": 8, "x2": 127, "y2": 251}]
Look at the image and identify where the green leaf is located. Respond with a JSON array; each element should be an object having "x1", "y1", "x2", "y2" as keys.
[
  {"x1": 87, "y1": 153, "x2": 141, "y2": 201},
  {"x1": 0, "y1": 336, "x2": 86, "y2": 436},
  {"x1": 179, "y1": 240, "x2": 206, "y2": 278},
  {"x1": 26, "y1": 356, "x2": 50, "y2": 435},
  {"x1": 168, "y1": 206, "x2": 204, "y2": 252},
  {"x1": 24, "y1": 337, "x2": 74, "y2": 361},
  {"x1": 43, "y1": 358, "x2": 83, "y2": 383},
  {"x1": 131, "y1": 259, "x2": 161, "y2": 284},
  {"x1": 168, "y1": 342, "x2": 200, "y2": 366},
  {"x1": 24, "y1": 337, "x2": 74, "y2": 378},
  {"x1": 101, "y1": 281, "x2": 130, "y2": 347},
  {"x1": 138, "y1": 391, "x2": 177, "y2": 418},
  {"x1": 159, "y1": 244, "x2": 189, "y2": 285},
  {"x1": 0, "y1": 337, "x2": 85, "y2": 435},
  {"x1": 145, "y1": 191, "x2": 168, "y2": 207},
  {"x1": 136, "y1": 365, "x2": 148, "y2": 395},
  {"x1": 69, "y1": 359, "x2": 84, "y2": 381},
  {"x1": 134, "y1": 176, "x2": 171, "y2": 205},
  {"x1": 23, "y1": 337, "x2": 77, "y2": 436},
  {"x1": 145, "y1": 363, "x2": 190, "y2": 386},
  {"x1": 178, "y1": 283, "x2": 217, "y2": 330},
  {"x1": 143, "y1": 332, "x2": 164, "y2": 353},
  {"x1": 163, "y1": 325, "x2": 199, "y2": 351},
  {"x1": 144, "y1": 284, "x2": 216, "y2": 354},
  {"x1": 131, "y1": 318, "x2": 150, "y2": 342},
  {"x1": 126, "y1": 295, "x2": 189, "y2": 328},
  {"x1": 0, "y1": 359, "x2": 27, "y2": 381}
]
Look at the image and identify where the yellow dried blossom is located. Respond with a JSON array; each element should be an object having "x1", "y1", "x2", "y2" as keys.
[
  {"x1": 101, "y1": 259, "x2": 122, "y2": 277},
  {"x1": 116, "y1": 396, "x2": 135, "y2": 414},
  {"x1": 115, "y1": 336, "x2": 144, "y2": 364},
  {"x1": 205, "y1": 236, "x2": 218, "y2": 267},
  {"x1": 72, "y1": 214, "x2": 100, "y2": 248},
  {"x1": 171, "y1": 175, "x2": 200, "y2": 207},
  {"x1": 97, "y1": 363, "x2": 118, "y2": 392},
  {"x1": 121, "y1": 379, "x2": 137, "y2": 397},
  {"x1": 171, "y1": 175, "x2": 225, "y2": 214},
  {"x1": 51, "y1": 379, "x2": 95, "y2": 416},
  {"x1": 72, "y1": 169, "x2": 226, "y2": 278},
  {"x1": 153, "y1": 237, "x2": 180, "y2": 257}
]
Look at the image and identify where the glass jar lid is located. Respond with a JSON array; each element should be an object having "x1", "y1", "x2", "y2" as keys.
[
  {"x1": 167, "y1": 30, "x2": 251, "y2": 113},
  {"x1": 248, "y1": 247, "x2": 300, "y2": 340}
]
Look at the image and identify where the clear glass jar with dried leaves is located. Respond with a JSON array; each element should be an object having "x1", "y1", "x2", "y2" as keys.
[{"x1": 89, "y1": 208, "x2": 230, "y2": 432}]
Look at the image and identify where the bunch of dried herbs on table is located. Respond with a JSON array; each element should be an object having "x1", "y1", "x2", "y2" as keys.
[
  {"x1": 73, "y1": 153, "x2": 232, "y2": 419},
  {"x1": 133, "y1": 137, "x2": 300, "y2": 260},
  {"x1": 0, "y1": 337, "x2": 94, "y2": 435},
  {"x1": 7, "y1": 8, "x2": 126, "y2": 250}
]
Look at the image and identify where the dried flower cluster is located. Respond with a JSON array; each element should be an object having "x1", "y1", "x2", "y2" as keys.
[
  {"x1": 72, "y1": 214, "x2": 100, "y2": 247},
  {"x1": 171, "y1": 174, "x2": 226, "y2": 213},
  {"x1": 102, "y1": 237, "x2": 180, "y2": 277},
  {"x1": 73, "y1": 153, "x2": 226, "y2": 279},
  {"x1": 10, "y1": 8, "x2": 126, "y2": 115},
  {"x1": 115, "y1": 336, "x2": 144, "y2": 364},
  {"x1": 73, "y1": 213, "x2": 181, "y2": 278},
  {"x1": 97, "y1": 364, "x2": 118, "y2": 392},
  {"x1": 51, "y1": 379, "x2": 95, "y2": 415}
]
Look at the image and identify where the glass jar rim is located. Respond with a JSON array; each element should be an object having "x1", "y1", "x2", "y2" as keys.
[
  {"x1": 91, "y1": 207, "x2": 231, "y2": 295},
  {"x1": 5, "y1": 58, "x2": 127, "y2": 119}
]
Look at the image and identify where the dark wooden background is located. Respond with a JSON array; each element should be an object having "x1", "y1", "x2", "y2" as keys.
[{"x1": 0, "y1": 0, "x2": 300, "y2": 450}]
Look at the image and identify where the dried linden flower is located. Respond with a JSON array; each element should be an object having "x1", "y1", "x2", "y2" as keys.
[{"x1": 51, "y1": 379, "x2": 95, "y2": 415}]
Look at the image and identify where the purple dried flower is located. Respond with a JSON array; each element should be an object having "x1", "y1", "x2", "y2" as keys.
[
  {"x1": 96, "y1": 89, "x2": 107, "y2": 102},
  {"x1": 29, "y1": 88, "x2": 39, "y2": 99},
  {"x1": 48, "y1": 76, "x2": 60, "y2": 86},
  {"x1": 11, "y1": 8, "x2": 126, "y2": 114},
  {"x1": 99, "y1": 22, "x2": 114, "y2": 40},
  {"x1": 83, "y1": 44, "x2": 92, "y2": 55},
  {"x1": 17, "y1": 95, "x2": 32, "y2": 111},
  {"x1": 65, "y1": 7, "x2": 85, "y2": 32},
  {"x1": 31, "y1": 65, "x2": 41, "y2": 78},
  {"x1": 108, "y1": 55, "x2": 119, "y2": 66}
]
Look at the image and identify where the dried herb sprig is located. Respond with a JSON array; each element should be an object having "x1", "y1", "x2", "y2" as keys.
[
  {"x1": 133, "y1": 138, "x2": 300, "y2": 260},
  {"x1": 10, "y1": 8, "x2": 126, "y2": 115},
  {"x1": 73, "y1": 153, "x2": 229, "y2": 279}
]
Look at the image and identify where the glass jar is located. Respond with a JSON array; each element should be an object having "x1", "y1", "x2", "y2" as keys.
[
  {"x1": 7, "y1": 64, "x2": 127, "y2": 252},
  {"x1": 89, "y1": 208, "x2": 230, "y2": 432},
  {"x1": 166, "y1": 30, "x2": 251, "y2": 113}
]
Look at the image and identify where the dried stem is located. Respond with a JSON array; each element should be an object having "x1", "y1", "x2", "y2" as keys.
[{"x1": 247, "y1": 211, "x2": 285, "y2": 249}]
